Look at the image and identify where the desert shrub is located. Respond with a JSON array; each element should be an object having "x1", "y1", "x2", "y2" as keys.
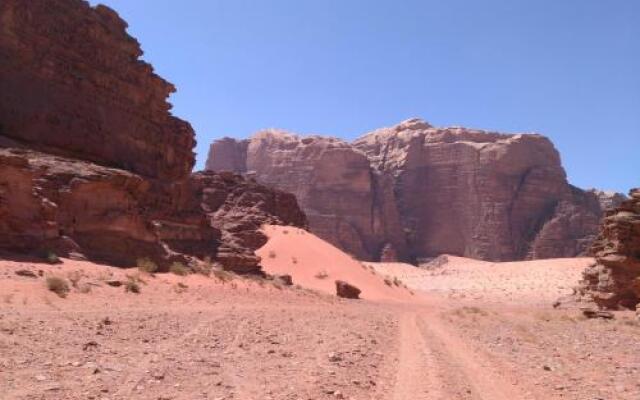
[
  {"x1": 383, "y1": 277, "x2": 393, "y2": 286},
  {"x1": 45, "y1": 251, "x2": 60, "y2": 265},
  {"x1": 46, "y1": 276, "x2": 70, "y2": 298},
  {"x1": 268, "y1": 250, "x2": 276, "y2": 259},
  {"x1": 291, "y1": 257, "x2": 298, "y2": 264},
  {"x1": 78, "y1": 283, "x2": 92, "y2": 294},
  {"x1": 169, "y1": 262, "x2": 190, "y2": 276},
  {"x1": 174, "y1": 282, "x2": 189, "y2": 294},
  {"x1": 192, "y1": 257, "x2": 213, "y2": 276},
  {"x1": 124, "y1": 280, "x2": 140, "y2": 294},
  {"x1": 137, "y1": 258, "x2": 158, "y2": 274},
  {"x1": 393, "y1": 277, "x2": 402, "y2": 287},
  {"x1": 67, "y1": 270, "x2": 83, "y2": 288},
  {"x1": 314, "y1": 270, "x2": 329, "y2": 279},
  {"x1": 212, "y1": 267, "x2": 235, "y2": 283}
]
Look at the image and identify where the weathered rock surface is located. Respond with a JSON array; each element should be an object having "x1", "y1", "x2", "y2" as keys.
[
  {"x1": 0, "y1": 0, "x2": 307, "y2": 273},
  {"x1": 579, "y1": 189, "x2": 640, "y2": 309},
  {"x1": 192, "y1": 171, "x2": 308, "y2": 273},
  {"x1": 207, "y1": 119, "x2": 619, "y2": 262},
  {"x1": 0, "y1": 0, "x2": 194, "y2": 180}
]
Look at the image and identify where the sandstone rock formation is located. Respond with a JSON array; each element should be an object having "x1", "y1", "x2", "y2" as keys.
[
  {"x1": 0, "y1": 0, "x2": 307, "y2": 273},
  {"x1": 0, "y1": 0, "x2": 194, "y2": 180},
  {"x1": 192, "y1": 171, "x2": 307, "y2": 273},
  {"x1": 580, "y1": 189, "x2": 640, "y2": 309},
  {"x1": 207, "y1": 119, "x2": 619, "y2": 262}
]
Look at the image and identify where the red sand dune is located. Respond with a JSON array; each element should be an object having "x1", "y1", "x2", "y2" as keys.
[{"x1": 257, "y1": 225, "x2": 413, "y2": 302}]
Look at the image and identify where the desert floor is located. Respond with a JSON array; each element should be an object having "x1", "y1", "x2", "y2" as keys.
[{"x1": 1, "y1": 232, "x2": 639, "y2": 400}]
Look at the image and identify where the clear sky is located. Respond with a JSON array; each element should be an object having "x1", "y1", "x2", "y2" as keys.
[{"x1": 89, "y1": 0, "x2": 638, "y2": 193}]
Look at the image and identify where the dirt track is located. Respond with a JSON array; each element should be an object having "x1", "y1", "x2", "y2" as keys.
[{"x1": 1, "y1": 258, "x2": 640, "y2": 399}]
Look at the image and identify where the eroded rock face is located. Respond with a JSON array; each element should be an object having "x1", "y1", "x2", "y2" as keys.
[
  {"x1": 0, "y1": 148, "x2": 217, "y2": 268},
  {"x1": 579, "y1": 189, "x2": 640, "y2": 309},
  {"x1": 207, "y1": 119, "x2": 617, "y2": 262},
  {"x1": 192, "y1": 171, "x2": 308, "y2": 273},
  {"x1": 0, "y1": 0, "x2": 195, "y2": 180},
  {"x1": 0, "y1": 0, "x2": 308, "y2": 273}
]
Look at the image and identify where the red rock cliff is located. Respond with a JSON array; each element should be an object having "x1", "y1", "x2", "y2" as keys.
[
  {"x1": 0, "y1": 0, "x2": 308, "y2": 272},
  {"x1": 0, "y1": 0, "x2": 195, "y2": 180},
  {"x1": 207, "y1": 119, "x2": 618, "y2": 262}
]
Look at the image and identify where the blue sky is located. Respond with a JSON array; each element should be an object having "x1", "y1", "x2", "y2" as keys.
[{"x1": 89, "y1": 0, "x2": 639, "y2": 193}]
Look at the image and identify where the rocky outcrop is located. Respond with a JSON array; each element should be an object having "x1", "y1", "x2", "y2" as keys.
[
  {"x1": 0, "y1": 0, "x2": 307, "y2": 273},
  {"x1": 0, "y1": 0, "x2": 194, "y2": 180},
  {"x1": 579, "y1": 189, "x2": 640, "y2": 309},
  {"x1": 192, "y1": 171, "x2": 308, "y2": 273},
  {"x1": 0, "y1": 148, "x2": 215, "y2": 267},
  {"x1": 207, "y1": 118, "x2": 618, "y2": 262}
]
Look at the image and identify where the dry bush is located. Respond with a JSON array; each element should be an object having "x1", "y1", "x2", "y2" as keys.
[
  {"x1": 46, "y1": 251, "x2": 61, "y2": 265},
  {"x1": 46, "y1": 276, "x2": 70, "y2": 298},
  {"x1": 268, "y1": 250, "x2": 276, "y2": 259},
  {"x1": 124, "y1": 279, "x2": 140, "y2": 294},
  {"x1": 67, "y1": 270, "x2": 83, "y2": 288},
  {"x1": 291, "y1": 257, "x2": 298, "y2": 264},
  {"x1": 383, "y1": 277, "x2": 393, "y2": 286},
  {"x1": 174, "y1": 282, "x2": 189, "y2": 294},
  {"x1": 137, "y1": 258, "x2": 158, "y2": 274},
  {"x1": 78, "y1": 283, "x2": 92, "y2": 294},
  {"x1": 169, "y1": 261, "x2": 190, "y2": 276},
  {"x1": 314, "y1": 270, "x2": 329, "y2": 279},
  {"x1": 212, "y1": 267, "x2": 235, "y2": 283},
  {"x1": 192, "y1": 257, "x2": 214, "y2": 276}
]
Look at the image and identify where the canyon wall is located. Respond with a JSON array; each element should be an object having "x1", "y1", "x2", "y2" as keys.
[
  {"x1": 0, "y1": 0, "x2": 307, "y2": 273},
  {"x1": 0, "y1": 0, "x2": 194, "y2": 180},
  {"x1": 207, "y1": 119, "x2": 621, "y2": 262}
]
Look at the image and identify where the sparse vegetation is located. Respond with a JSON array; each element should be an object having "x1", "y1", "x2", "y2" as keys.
[
  {"x1": 169, "y1": 261, "x2": 190, "y2": 276},
  {"x1": 291, "y1": 257, "x2": 298, "y2": 264},
  {"x1": 314, "y1": 270, "x2": 329, "y2": 279},
  {"x1": 212, "y1": 267, "x2": 235, "y2": 283},
  {"x1": 383, "y1": 277, "x2": 393, "y2": 286},
  {"x1": 137, "y1": 257, "x2": 158, "y2": 274},
  {"x1": 46, "y1": 276, "x2": 70, "y2": 298},
  {"x1": 174, "y1": 282, "x2": 189, "y2": 293},
  {"x1": 268, "y1": 250, "x2": 277, "y2": 258},
  {"x1": 192, "y1": 257, "x2": 214, "y2": 276},
  {"x1": 67, "y1": 270, "x2": 83, "y2": 288},
  {"x1": 45, "y1": 251, "x2": 60, "y2": 265},
  {"x1": 124, "y1": 279, "x2": 140, "y2": 294}
]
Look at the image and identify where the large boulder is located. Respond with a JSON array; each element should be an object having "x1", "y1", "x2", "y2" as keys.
[
  {"x1": 579, "y1": 189, "x2": 640, "y2": 309},
  {"x1": 335, "y1": 280, "x2": 361, "y2": 299},
  {"x1": 207, "y1": 118, "x2": 619, "y2": 262}
]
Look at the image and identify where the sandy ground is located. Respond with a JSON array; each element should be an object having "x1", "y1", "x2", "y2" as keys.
[
  {"x1": 257, "y1": 225, "x2": 412, "y2": 302},
  {"x1": 1, "y1": 239, "x2": 639, "y2": 399}
]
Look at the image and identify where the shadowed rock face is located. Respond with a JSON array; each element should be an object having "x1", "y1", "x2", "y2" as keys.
[
  {"x1": 580, "y1": 189, "x2": 640, "y2": 309},
  {"x1": 0, "y1": 0, "x2": 307, "y2": 273},
  {"x1": 206, "y1": 118, "x2": 621, "y2": 262},
  {"x1": 0, "y1": 0, "x2": 194, "y2": 180}
]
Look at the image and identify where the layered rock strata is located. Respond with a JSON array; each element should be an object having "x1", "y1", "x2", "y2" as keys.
[
  {"x1": 207, "y1": 119, "x2": 619, "y2": 262},
  {"x1": 0, "y1": 0, "x2": 307, "y2": 273},
  {"x1": 0, "y1": 0, "x2": 194, "y2": 180},
  {"x1": 580, "y1": 189, "x2": 640, "y2": 309}
]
